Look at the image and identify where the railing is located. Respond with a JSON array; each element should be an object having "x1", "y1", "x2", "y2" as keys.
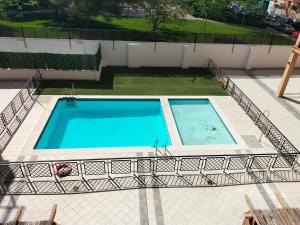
[
  {"x1": 208, "y1": 59, "x2": 299, "y2": 161},
  {"x1": 0, "y1": 153, "x2": 299, "y2": 195},
  {"x1": 0, "y1": 26, "x2": 295, "y2": 45},
  {"x1": 0, "y1": 70, "x2": 42, "y2": 152},
  {"x1": 0, "y1": 62, "x2": 299, "y2": 195}
]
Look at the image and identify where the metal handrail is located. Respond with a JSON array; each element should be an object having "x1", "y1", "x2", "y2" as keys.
[
  {"x1": 0, "y1": 152, "x2": 298, "y2": 195},
  {"x1": 259, "y1": 110, "x2": 270, "y2": 141},
  {"x1": 0, "y1": 61, "x2": 299, "y2": 195},
  {"x1": 208, "y1": 58, "x2": 299, "y2": 156},
  {"x1": 0, "y1": 70, "x2": 42, "y2": 152}
]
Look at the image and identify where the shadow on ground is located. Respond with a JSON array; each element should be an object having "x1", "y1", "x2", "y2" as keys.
[{"x1": 0, "y1": 155, "x2": 17, "y2": 222}]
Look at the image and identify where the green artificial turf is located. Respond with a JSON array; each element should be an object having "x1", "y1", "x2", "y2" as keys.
[{"x1": 39, "y1": 67, "x2": 228, "y2": 96}]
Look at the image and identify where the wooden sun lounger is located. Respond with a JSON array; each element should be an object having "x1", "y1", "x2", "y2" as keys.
[
  {"x1": 1, "y1": 204, "x2": 57, "y2": 225},
  {"x1": 242, "y1": 195, "x2": 300, "y2": 225}
]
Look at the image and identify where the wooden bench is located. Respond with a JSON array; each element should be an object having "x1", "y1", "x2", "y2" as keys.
[{"x1": 1, "y1": 204, "x2": 57, "y2": 225}]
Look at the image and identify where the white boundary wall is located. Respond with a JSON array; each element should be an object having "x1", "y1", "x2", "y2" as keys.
[
  {"x1": 0, "y1": 37, "x2": 298, "y2": 80},
  {"x1": 100, "y1": 41, "x2": 297, "y2": 69}
]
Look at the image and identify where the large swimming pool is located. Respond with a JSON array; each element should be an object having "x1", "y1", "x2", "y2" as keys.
[
  {"x1": 35, "y1": 99, "x2": 171, "y2": 149},
  {"x1": 169, "y1": 99, "x2": 236, "y2": 145}
]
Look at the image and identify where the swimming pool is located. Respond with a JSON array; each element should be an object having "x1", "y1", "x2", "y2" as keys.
[
  {"x1": 169, "y1": 99, "x2": 236, "y2": 145},
  {"x1": 35, "y1": 99, "x2": 171, "y2": 149}
]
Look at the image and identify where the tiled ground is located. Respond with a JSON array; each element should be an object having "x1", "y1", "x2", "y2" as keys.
[
  {"x1": 0, "y1": 81, "x2": 26, "y2": 111},
  {"x1": 225, "y1": 69, "x2": 300, "y2": 150},
  {"x1": 1, "y1": 95, "x2": 276, "y2": 162},
  {"x1": 1, "y1": 182, "x2": 300, "y2": 225},
  {"x1": 1, "y1": 70, "x2": 300, "y2": 224}
]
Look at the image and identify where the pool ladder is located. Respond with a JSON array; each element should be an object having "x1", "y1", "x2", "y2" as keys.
[
  {"x1": 65, "y1": 83, "x2": 77, "y2": 107},
  {"x1": 154, "y1": 140, "x2": 173, "y2": 159}
]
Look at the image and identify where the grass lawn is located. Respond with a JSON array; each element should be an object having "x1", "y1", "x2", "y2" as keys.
[
  {"x1": 39, "y1": 67, "x2": 228, "y2": 96},
  {"x1": 92, "y1": 16, "x2": 258, "y2": 34},
  {"x1": 0, "y1": 15, "x2": 258, "y2": 35}
]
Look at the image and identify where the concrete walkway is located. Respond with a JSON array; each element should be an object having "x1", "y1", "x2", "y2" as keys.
[{"x1": 225, "y1": 69, "x2": 300, "y2": 150}]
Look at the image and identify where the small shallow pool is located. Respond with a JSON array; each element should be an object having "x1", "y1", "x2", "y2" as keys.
[
  {"x1": 35, "y1": 99, "x2": 171, "y2": 149},
  {"x1": 169, "y1": 99, "x2": 236, "y2": 145}
]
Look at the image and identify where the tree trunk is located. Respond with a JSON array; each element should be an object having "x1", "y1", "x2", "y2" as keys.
[
  {"x1": 152, "y1": 19, "x2": 158, "y2": 31},
  {"x1": 242, "y1": 14, "x2": 245, "y2": 25},
  {"x1": 203, "y1": 18, "x2": 208, "y2": 33}
]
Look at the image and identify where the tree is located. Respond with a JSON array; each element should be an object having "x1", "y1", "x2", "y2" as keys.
[
  {"x1": 49, "y1": 0, "x2": 70, "y2": 18},
  {"x1": 65, "y1": 0, "x2": 125, "y2": 28},
  {"x1": 136, "y1": 0, "x2": 185, "y2": 31},
  {"x1": 65, "y1": 0, "x2": 104, "y2": 28},
  {"x1": 188, "y1": 0, "x2": 230, "y2": 32},
  {"x1": 1, "y1": 0, "x2": 38, "y2": 11},
  {"x1": 234, "y1": 0, "x2": 264, "y2": 15},
  {"x1": 232, "y1": 0, "x2": 264, "y2": 25}
]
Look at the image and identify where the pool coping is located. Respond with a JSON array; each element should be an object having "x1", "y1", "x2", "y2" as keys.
[{"x1": 17, "y1": 95, "x2": 275, "y2": 161}]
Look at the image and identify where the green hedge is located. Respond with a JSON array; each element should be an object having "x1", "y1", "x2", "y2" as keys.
[{"x1": 0, "y1": 44, "x2": 101, "y2": 70}]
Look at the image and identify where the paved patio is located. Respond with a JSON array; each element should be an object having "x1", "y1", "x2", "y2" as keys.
[
  {"x1": 225, "y1": 69, "x2": 300, "y2": 150},
  {"x1": 1, "y1": 95, "x2": 276, "y2": 162},
  {"x1": 0, "y1": 81, "x2": 26, "y2": 111},
  {"x1": 1, "y1": 182, "x2": 300, "y2": 225},
  {"x1": 0, "y1": 70, "x2": 300, "y2": 224}
]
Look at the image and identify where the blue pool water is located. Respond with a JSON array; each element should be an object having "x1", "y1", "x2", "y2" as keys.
[
  {"x1": 169, "y1": 99, "x2": 236, "y2": 145},
  {"x1": 35, "y1": 99, "x2": 171, "y2": 149}
]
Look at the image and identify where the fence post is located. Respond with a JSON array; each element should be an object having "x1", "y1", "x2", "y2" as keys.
[
  {"x1": 268, "y1": 35, "x2": 274, "y2": 54},
  {"x1": 154, "y1": 32, "x2": 157, "y2": 51},
  {"x1": 44, "y1": 52, "x2": 48, "y2": 70},
  {"x1": 194, "y1": 33, "x2": 197, "y2": 52},
  {"x1": 238, "y1": 92, "x2": 243, "y2": 104},
  {"x1": 232, "y1": 35, "x2": 236, "y2": 53},
  {"x1": 225, "y1": 78, "x2": 229, "y2": 90},
  {"x1": 0, "y1": 113, "x2": 7, "y2": 127},
  {"x1": 268, "y1": 156, "x2": 277, "y2": 172},
  {"x1": 21, "y1": 27, "x2": 27, "y2": 48},
  {"x1": 10, "y1": 101, "x2": 17, "y2": 114},
  {"x1": 68, "y1": 32, "x2": 72, "y2": 49},
  {"x1": 278, "y1": 138, "x2": 285, "y2": 153},
  {"x1": 246, "y1": 101, "x2": 252, "y2": 114},
  {"x1": 44, "y1": 27, "x2": 48, "y2": 38}
]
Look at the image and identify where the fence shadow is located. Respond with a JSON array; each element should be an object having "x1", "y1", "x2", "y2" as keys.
[
  {"x1": 281, "y1": 96, "x2": 300, "y2": 106},
  {"x1": 0, "y1": 155, "x2": 17, "y2": 223}
]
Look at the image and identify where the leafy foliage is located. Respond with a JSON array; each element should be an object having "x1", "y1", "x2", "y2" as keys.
[
  {"x1": 234, "y1": 0, "x2": 265, "y2": 15},
  {"x1": 1, "y1": 0, "x2": 39, "y2": 10},
  {"x1": 186, "y1": 0, "x2": 230, "y2": 21},
  {"x1": 136, "y1": 0, "x2": 185, "y2": 31}
]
